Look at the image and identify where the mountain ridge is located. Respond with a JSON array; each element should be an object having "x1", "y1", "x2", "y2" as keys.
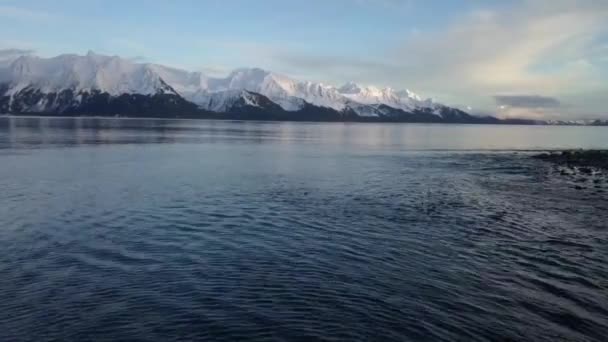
[{"x1": 0, "y1": 51, "x2": 542, "y2": 124}]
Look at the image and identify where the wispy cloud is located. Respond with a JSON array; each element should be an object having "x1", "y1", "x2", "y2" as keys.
[
  {"x1": 384, "y1": 1, "x2": 607, "y2": 111},
  {"x1": 1, "y1": 0, "x2": 606, "y2": 119},
  {"x1": 494, "y1": 95, "x2": 561, "y2": 109},
  {"x1": 127, "y1": 56, "x2": 147, "y2": 63},
  {"x1": 258, "y1": 1, "x2": 608, "y2": 118},
  {"x1": 0, "y1": 5, "x2": 56, "y2": 21},
  {"x1": 272, "y1": 52, "x2": 399, "y2": 83},
  {"x1": 0, "y1": 48, "x2": 34, "y2": 65},
  {"x1": 0, "y1": 48, "x2": 34, "y2": 58}
]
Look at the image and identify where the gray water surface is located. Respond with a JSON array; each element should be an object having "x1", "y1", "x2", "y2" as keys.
[{"x1": 1, "y1": 117, "x2": 607, "y2": 341}]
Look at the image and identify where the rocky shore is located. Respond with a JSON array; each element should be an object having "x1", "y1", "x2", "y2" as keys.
[
  {"x1": 534, "y1": 150, "x2": 608, "y2": 170},
  {"x1": 534, "y1": 150, "x2": 607, "y2": 192}
]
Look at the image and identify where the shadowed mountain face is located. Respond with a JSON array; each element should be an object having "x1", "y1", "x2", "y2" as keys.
[
  {"x1": 0, "y1": 87, "x2": 201, "y2": 118},
  {"x1": 0, "y1": 85, "x2": 541, "y2": 124}
]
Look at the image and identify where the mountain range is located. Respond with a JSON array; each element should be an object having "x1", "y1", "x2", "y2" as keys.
[{"x1": 0, "y1": 51, "x2": 539, "y2": 124}]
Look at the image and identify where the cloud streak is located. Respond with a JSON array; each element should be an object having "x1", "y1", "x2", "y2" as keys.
[
  {"x1": 2, "y1": 1, "x2": 605, "y2": 119},
  {"x1": 494, "y1": 95, "x2": 561, "y2": 109},
  {"x1": 0, "y1": 5, "x2": 55, "y2": 21},
  {"x1": 0, "y1": 48, "x2": 34, "y2": 58},
  {"x1": 259, "y1": 0, "x2": 608, "y2": 118},
  {"x1": 0, "y1": 48, "x2": 34, "y2": 66}
]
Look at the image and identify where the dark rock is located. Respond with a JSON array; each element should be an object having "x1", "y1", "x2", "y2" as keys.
[{"x1": 533, "y1": 150, "x2": 608, "y2": 170}]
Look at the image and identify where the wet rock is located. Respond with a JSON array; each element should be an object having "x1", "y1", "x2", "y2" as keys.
[
  {"x1": 579, "y1": 167, "x2": 593, "y2": 175},
  {"x1": 536, "y1": 153, "x2": 551, "y2": 159},
  {"x1": 533, "y1": 150, "x2": 608, "y2": 170}
]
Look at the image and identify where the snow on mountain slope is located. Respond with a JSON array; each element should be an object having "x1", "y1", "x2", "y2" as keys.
[
  {"x1": 148, "y1": 64, "x2": 207, "y2": 97},
  {"x1": 192, "y1": 89, "x2": 266, "y2": 112},
  {"x1": 200, "y1": 68, "x2": 347, "y2": 111},
  {"x1": 337, "y1": 81, "x2": 435, "y2": 112},
  {"x1": 149, "y1": 66, "x2": 347, "y2": 112},
  {"x1": 0, "y1": 51, "x2": 177, "y2": 96},
  {"x1": 180, "y1": 69, "x2": 443, "y2": 116},
  {"x1": 0, "y1": 51, "x2": 459, "y2": 118},
  {"x1": 0, "y1": 50, "x2": 29, "y2": 70}
]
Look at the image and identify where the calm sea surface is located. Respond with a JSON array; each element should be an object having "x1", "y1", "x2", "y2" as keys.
[{"x1": 1, "y1": 117, "x2": 607, "y2": 341}]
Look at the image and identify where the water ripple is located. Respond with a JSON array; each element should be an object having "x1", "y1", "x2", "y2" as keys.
[{"x1": 1, "y1": 121, "x2": 608, "y2": 341}]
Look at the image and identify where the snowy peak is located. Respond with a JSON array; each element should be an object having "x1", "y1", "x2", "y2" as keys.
[
  {"x1": 194, "y1": 89, "x2": 267, "y2": 112},
  {"x1": 0, "y1": 51, "x2": 465, "y2": 120},
  {"x1": 338, "y1": 81, "x2": 363, "y2": 94},
  {"x1": 337, "y1": 82, "x2": 431, "y2": 112},
  {"x1": 175, "y1": 67, "x2": 347, "y2": 111},
  {"x1": 1, "y1": 52, "x2": 177, "y2": 96},
  {"x1": 396, "y1": 89, "x2": 423, "y2": 102},
  {"x1": 225, "y1": 68, "x2": 272, "y2": 89},
  {"x1": 149, "y1": 64, "x2": 207, "y2": 96}
]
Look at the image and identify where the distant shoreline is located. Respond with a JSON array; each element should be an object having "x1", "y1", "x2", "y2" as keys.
[{"x1": 0, "y1": 113, "x2": 588, "y2": 126}]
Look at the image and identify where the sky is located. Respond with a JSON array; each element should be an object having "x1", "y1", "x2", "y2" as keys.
[{"x1": 0, "y1": 0, "x2": 607, "y2": 119}]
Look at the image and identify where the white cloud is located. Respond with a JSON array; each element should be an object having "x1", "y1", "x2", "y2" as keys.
[
  {"x1": 260, "y1": 1, "x2": 608, "y2": 118},
  {"x1": 2, "y1": 1, "x2": 605, "y2": 119},
  {"x1": 388, "y1": 1, "x2": 607, "y2": 108}
]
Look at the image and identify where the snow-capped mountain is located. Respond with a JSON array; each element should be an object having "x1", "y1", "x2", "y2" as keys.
[
  {"x1": 151, "y1": 66, "x2": 344, "y2": 112},
  {"x1": 192, "y1": 89, "x2": 274, "y2": 113},
  {"x1": 150, "y1": 66, "x2": 454, "y2": 117},
  {"x1": 0, "y1": 52, "x2": 192, "y2": 115},
  {"x1": 338, "y1": 81, "x2": 433, "y2": 112},
  {"x1": 0, "y1": 50, "x2": 493, "y2": 123},
  {"x1": 1, "y1": 51, "x2": 177, "y2": 97}
]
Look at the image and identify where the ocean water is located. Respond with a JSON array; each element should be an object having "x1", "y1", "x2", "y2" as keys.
[{"x1": 0, "y1": 116, "x2": 607, "y2": 341}]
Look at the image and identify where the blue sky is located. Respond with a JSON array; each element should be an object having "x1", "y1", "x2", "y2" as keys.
[{"x1": 1, "y1": 0, "x2": 607, "y2": 118}]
